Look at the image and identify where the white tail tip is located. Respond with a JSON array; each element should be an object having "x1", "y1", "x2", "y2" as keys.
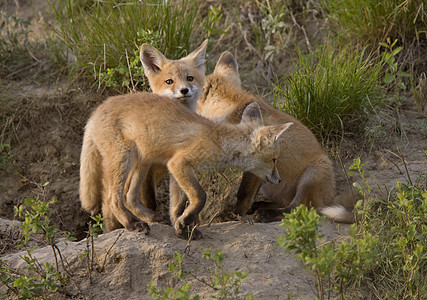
[{"x1": 320, "y1": 205, "x2": 356, "y2": 223}]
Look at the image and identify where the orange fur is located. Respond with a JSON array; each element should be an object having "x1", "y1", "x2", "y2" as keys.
[
  {"x1": 196, "y1": 51, "x2": 357, "y2": 223},
  {"x1": 79, "y1": 92, "x2": 292, "y2": 239}
]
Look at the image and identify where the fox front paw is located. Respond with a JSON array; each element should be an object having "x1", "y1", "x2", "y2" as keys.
[
  {"x1": 126, "y1": 221, "x2": 150, "y2": 235},
  {"x1": 174, "y1": 219, "x2": 203, "y2": 240},
  {"x1": 253, "y1": 208, "x2": 284, "y2": 223}
]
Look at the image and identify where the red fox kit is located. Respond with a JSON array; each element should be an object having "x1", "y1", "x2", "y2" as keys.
[
  {"x1": 79, "y1": 92, "x2": 292, "y2": 239},
  {"x1": 196, "y1": 51, "x2": 356, "y2": 223},
  {"x1": 136, "y1": 40, "x2": 208, "y2": 213},
  {"x1": 140, "y1": 40, "x2": 207, "y2": 111}
]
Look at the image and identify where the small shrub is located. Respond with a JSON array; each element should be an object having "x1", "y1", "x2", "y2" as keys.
[
  {"x1": 148, "y1": 249, "x2": 251, "y2": 300},
  {"x1": 271, "y1": 45, "x2": 383, "y2": 144},
  {"x1": 279, "y1": 158, "x2": 426, "y2": 299},
  {"x1": 0, "y1": 191, "x2": 75, "y2": 299}
]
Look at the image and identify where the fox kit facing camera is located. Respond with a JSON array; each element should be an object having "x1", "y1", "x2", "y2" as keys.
[
  {"x1": 131, "y1": 40, "x2": 208, "y2": 214},
  {"x1": 140, "y1": 40, "x2": 208, "y2": 111},
  {"x1": 79, "y1": 92, "x2": 292, "y2": 239}
]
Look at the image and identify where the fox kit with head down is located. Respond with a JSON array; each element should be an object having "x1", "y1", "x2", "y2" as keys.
[
  {"x1": 79, "y1": 92, "x2": 292, "y2": 239},
  {"x1": 196, "y1": 51, "x2": 357, "y2": 223}
]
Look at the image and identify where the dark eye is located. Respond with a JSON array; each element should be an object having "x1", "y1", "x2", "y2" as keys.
[
  {"x1": 273, "y1": 159, "x2": 277, "y2": 164},
  {"x1": 187, "y1": 76, "x2": 194, "y2": 82},
  {"x1": 165, "y1": 79, "x2": 173, "y2": 85}
]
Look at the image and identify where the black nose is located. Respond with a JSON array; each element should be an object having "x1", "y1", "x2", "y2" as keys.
[{"x1": 180, "y1": 88, "x2": 189, "y2": 95}]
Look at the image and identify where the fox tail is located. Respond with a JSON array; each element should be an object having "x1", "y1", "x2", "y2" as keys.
[
  {"x1": 320, "y1": 189, "x2": 360, "y2": 223},
  {"x1": 79, "y1": 133, "x2": 103, "y2": 215}
]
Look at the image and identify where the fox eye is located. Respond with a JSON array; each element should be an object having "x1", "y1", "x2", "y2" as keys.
[
  {"x1": 165, "y1": 79, "x2": 174, "y2": 85},
  {"x1": 187, "y1": 76, "x2": 194, "y2": 82}
]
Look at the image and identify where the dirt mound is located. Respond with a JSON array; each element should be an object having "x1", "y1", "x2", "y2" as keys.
[{"x1": 2, "y1": 220, "x2": 350, "y2": 299}]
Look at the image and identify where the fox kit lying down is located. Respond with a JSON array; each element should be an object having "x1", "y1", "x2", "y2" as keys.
[
  {"x1": 196, "y1": 51, "x2": 357, "y2": 223},
  {"x1": 79, "y1": 92, "x2": 292, "y2": 239}
]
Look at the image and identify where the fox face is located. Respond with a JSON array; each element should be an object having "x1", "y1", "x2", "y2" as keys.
[
  {"x1": 140, "y1": 40, "x2": 208, "y2": 111},
  {"x1": 239, "y1": 102, "x2": 293, "y2": 184},
  {"x1": 248, "y1": 125, "x2": 291, "y2": 184}
]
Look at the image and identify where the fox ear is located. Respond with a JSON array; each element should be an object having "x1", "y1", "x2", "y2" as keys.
[
  {"x1": 253, "y1": 122, "x2": 293, "y2": 150},
  {"x1": 140, "y1": 44, "x2": 168, "y2": 76},
  {"x1": 214, "y1": 51, "x2": 241, "y2": 87},
  {"x1": 241, "y1": 102, "x2": 263, "y2": 127},
  {"x1": 184, "y1": 39, "x2": 208, "y2": 71},
  {"x1": 271, "y1": 122, "x2": 293, "y2": 144}
]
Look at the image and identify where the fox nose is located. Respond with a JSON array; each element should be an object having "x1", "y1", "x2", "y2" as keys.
[
  {"x1": 266, "y1": 174, "x2": 281, "y2": 184},
  {"x1": 180, "y1": 88, "x2": 189, "y2": 95}
]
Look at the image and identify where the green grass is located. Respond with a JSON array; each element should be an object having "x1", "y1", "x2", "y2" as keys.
[
  {"x1": 321, "y1": 0, "x2": 426, "y2": 48},
  {"x1": 271, "y1": 45, "x2": 383, "y2": 145},
  {"x1": 0, "y1": 12, "x2": 34, "y2": 78},
  {"x1": 51, "y1": 0, "x2": 201, "y2": 91}
]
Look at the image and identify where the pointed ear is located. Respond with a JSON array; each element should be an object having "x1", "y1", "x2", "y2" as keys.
[
  {"x1": 271, "y1": 122, "x2": 293, "y2": 144},
  {"x1": 184, "y1": 39, "x2": 208, "y2": 71},
  {"x1": 253, "y1": 122, "x2": 293, "y2": 150},
  {"x1": 241, "y1": 102, "x2": 263, "y2": 127},
  {"x1": 140, "y1": 44, "x2": 168, "y2": 76},
  {"x1": 214, "y1": 51, "x2": 241, "y2": 87}
]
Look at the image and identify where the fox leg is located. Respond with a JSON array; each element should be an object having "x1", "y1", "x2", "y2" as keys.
[
  {"x1": 234, "y1": 172, "x2": 263, "y2": 216},
  {"x1": 123, "y1": 160, "x2": 170, "y2": 225},
  {"x1": 139, "y1": 164, "x2": 168, "y2": 210},
  {"x1": 251, "y1": 165, "x2": 322, "y2": 223},
  {"x1": 287, "y1": 161, "x2": 335, "y2": 210},
  {"x1": 103, "y1": 152, "x2": 150, "y2": 233},
  {"x1": 167, "y1": 159, "x2": 205, "y2": 240},
  {"x1": 101, "y1": 193, "x2": 122, "y2": 231},
  {"x1": 169, "y1": 175, "x2": 188, "y2": 227}
]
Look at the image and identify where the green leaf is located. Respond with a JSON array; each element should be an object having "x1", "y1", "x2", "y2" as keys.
[
  {"x1": 397, "y1": 71, "x2": 410, "y2": 77},
  {"x1": 383, "y1": 73, "x2": 395, "y2": 84},
  {"x1": 391, "y1": 46, "x2": 403, "y2": 57},
  {"x1": 398, "y1": 81, "x2": 406, "y2": 90}
]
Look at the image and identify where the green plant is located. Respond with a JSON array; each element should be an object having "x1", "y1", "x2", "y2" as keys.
[
  {"x1": 380, "y1": 39, "x2": 411, "y2": 92},
  {"x1": 278, "y1": 205, "x2": 333, "y2": 298},
  {"x1": 202, "y1": 248, "x2": 249, "y2": 299},
  {"x1": 80, "y1": 214, "x2": 106, "y2": 283},
  {"x1": 51, "y1": 0, "x2": 200, "y2": 91},
  {"x1": 202, "y1": 4, "x2": 226, "y2": 42},
  {"x1": 148, "y1": 249, "x2": 251, "y2": 300},
  {"x1": 0, "y1": 187, "x2": 76, "y2": 299},
  {"x1": 271, "y1": 45, "x2": 383, "y2": 145},
  {"x1": 0, "y1": 143, "x2": 11, "y2": 169},
  {"x1": 0, "y1": 12, "x2": 32, "y2": 76},
  {"x1": 98, "y1": 29, "x2": 159, "y2": 91},
  {"x1": 251, "y1": 0, "x2": 289, "y2": 64},
  {"x1": 278, "y1": 204, "x2": 379, "y2": 299},
  {"x1": 279, "y1": 158, "x2": 426, "y2": 299},
  {"x1": 321, "y1": 0, "x2": 426, "y2": 48},
  {"x1": 148, "y1": 252, "x2": 198, "y2": 300},
  {"x1": 355, "y1": 178, "x2": 427, "y2": 299}
]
